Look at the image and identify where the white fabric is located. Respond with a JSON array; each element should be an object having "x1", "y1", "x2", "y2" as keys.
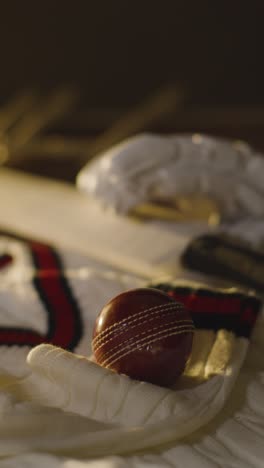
[
  {"x1": 221, "y1": 218, "x2": 264, "y2": 249},
  {"x1": 0, "y1": 238, "x2": 251, "y2": 459},
  {"x1": 0, "y1": 317, "x2": 264, "y2": 467},
  {"x1": 6, "y1": 332, "x2": 245, "y2": 451},
  {"x1": 0, "y1": 169, "x2": 264, "y2": 467},
  {"x1": 0, "y1": 235, "x2": 259, "y2": 465},
  {"x1": 0, "y1": 237, "x2": 258, "y2": 464},
  {"x1": 77, "y1": 133, "x2": 264, "y2": 219}
]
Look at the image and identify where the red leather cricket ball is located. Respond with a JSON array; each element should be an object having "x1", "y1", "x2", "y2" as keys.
[{"x1": 92, "y1": 288, "x2": 194, "y2": 387}]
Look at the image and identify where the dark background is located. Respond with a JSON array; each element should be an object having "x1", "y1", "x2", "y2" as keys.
[
  {"x1": 1, "y1": 1, "x2": 264, "y2": 181},
  {"x1": 1, "y1": 1, "x2": 263, "y2": 106}
]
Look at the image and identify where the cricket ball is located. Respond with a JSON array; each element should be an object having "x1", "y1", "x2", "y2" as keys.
[{"x1": 92, "y1": 288, "x2": 194, "y2": 387}]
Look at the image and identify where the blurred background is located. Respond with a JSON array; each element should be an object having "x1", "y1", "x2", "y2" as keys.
[{"x1": 0, "y1": 1, "x2": 264, "y2": 181}]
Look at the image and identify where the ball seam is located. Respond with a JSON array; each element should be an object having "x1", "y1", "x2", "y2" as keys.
[
  {"x1": 101, "y1": 324, "x2": 195, "y2": 367},
  {"x1": 93, "y1": 302, "x2": 183, "y2": 345},
  {"x1": 95, "y1": 319, "x2": 193, "y2": 359},
  {"x1": 93, "y1": 303, "x2": 184, "y2": 348}
]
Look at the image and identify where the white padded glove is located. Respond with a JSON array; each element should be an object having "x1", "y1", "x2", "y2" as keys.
[{"x1": 77, "y1": 133, "x2": 264, "y2": 219}]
